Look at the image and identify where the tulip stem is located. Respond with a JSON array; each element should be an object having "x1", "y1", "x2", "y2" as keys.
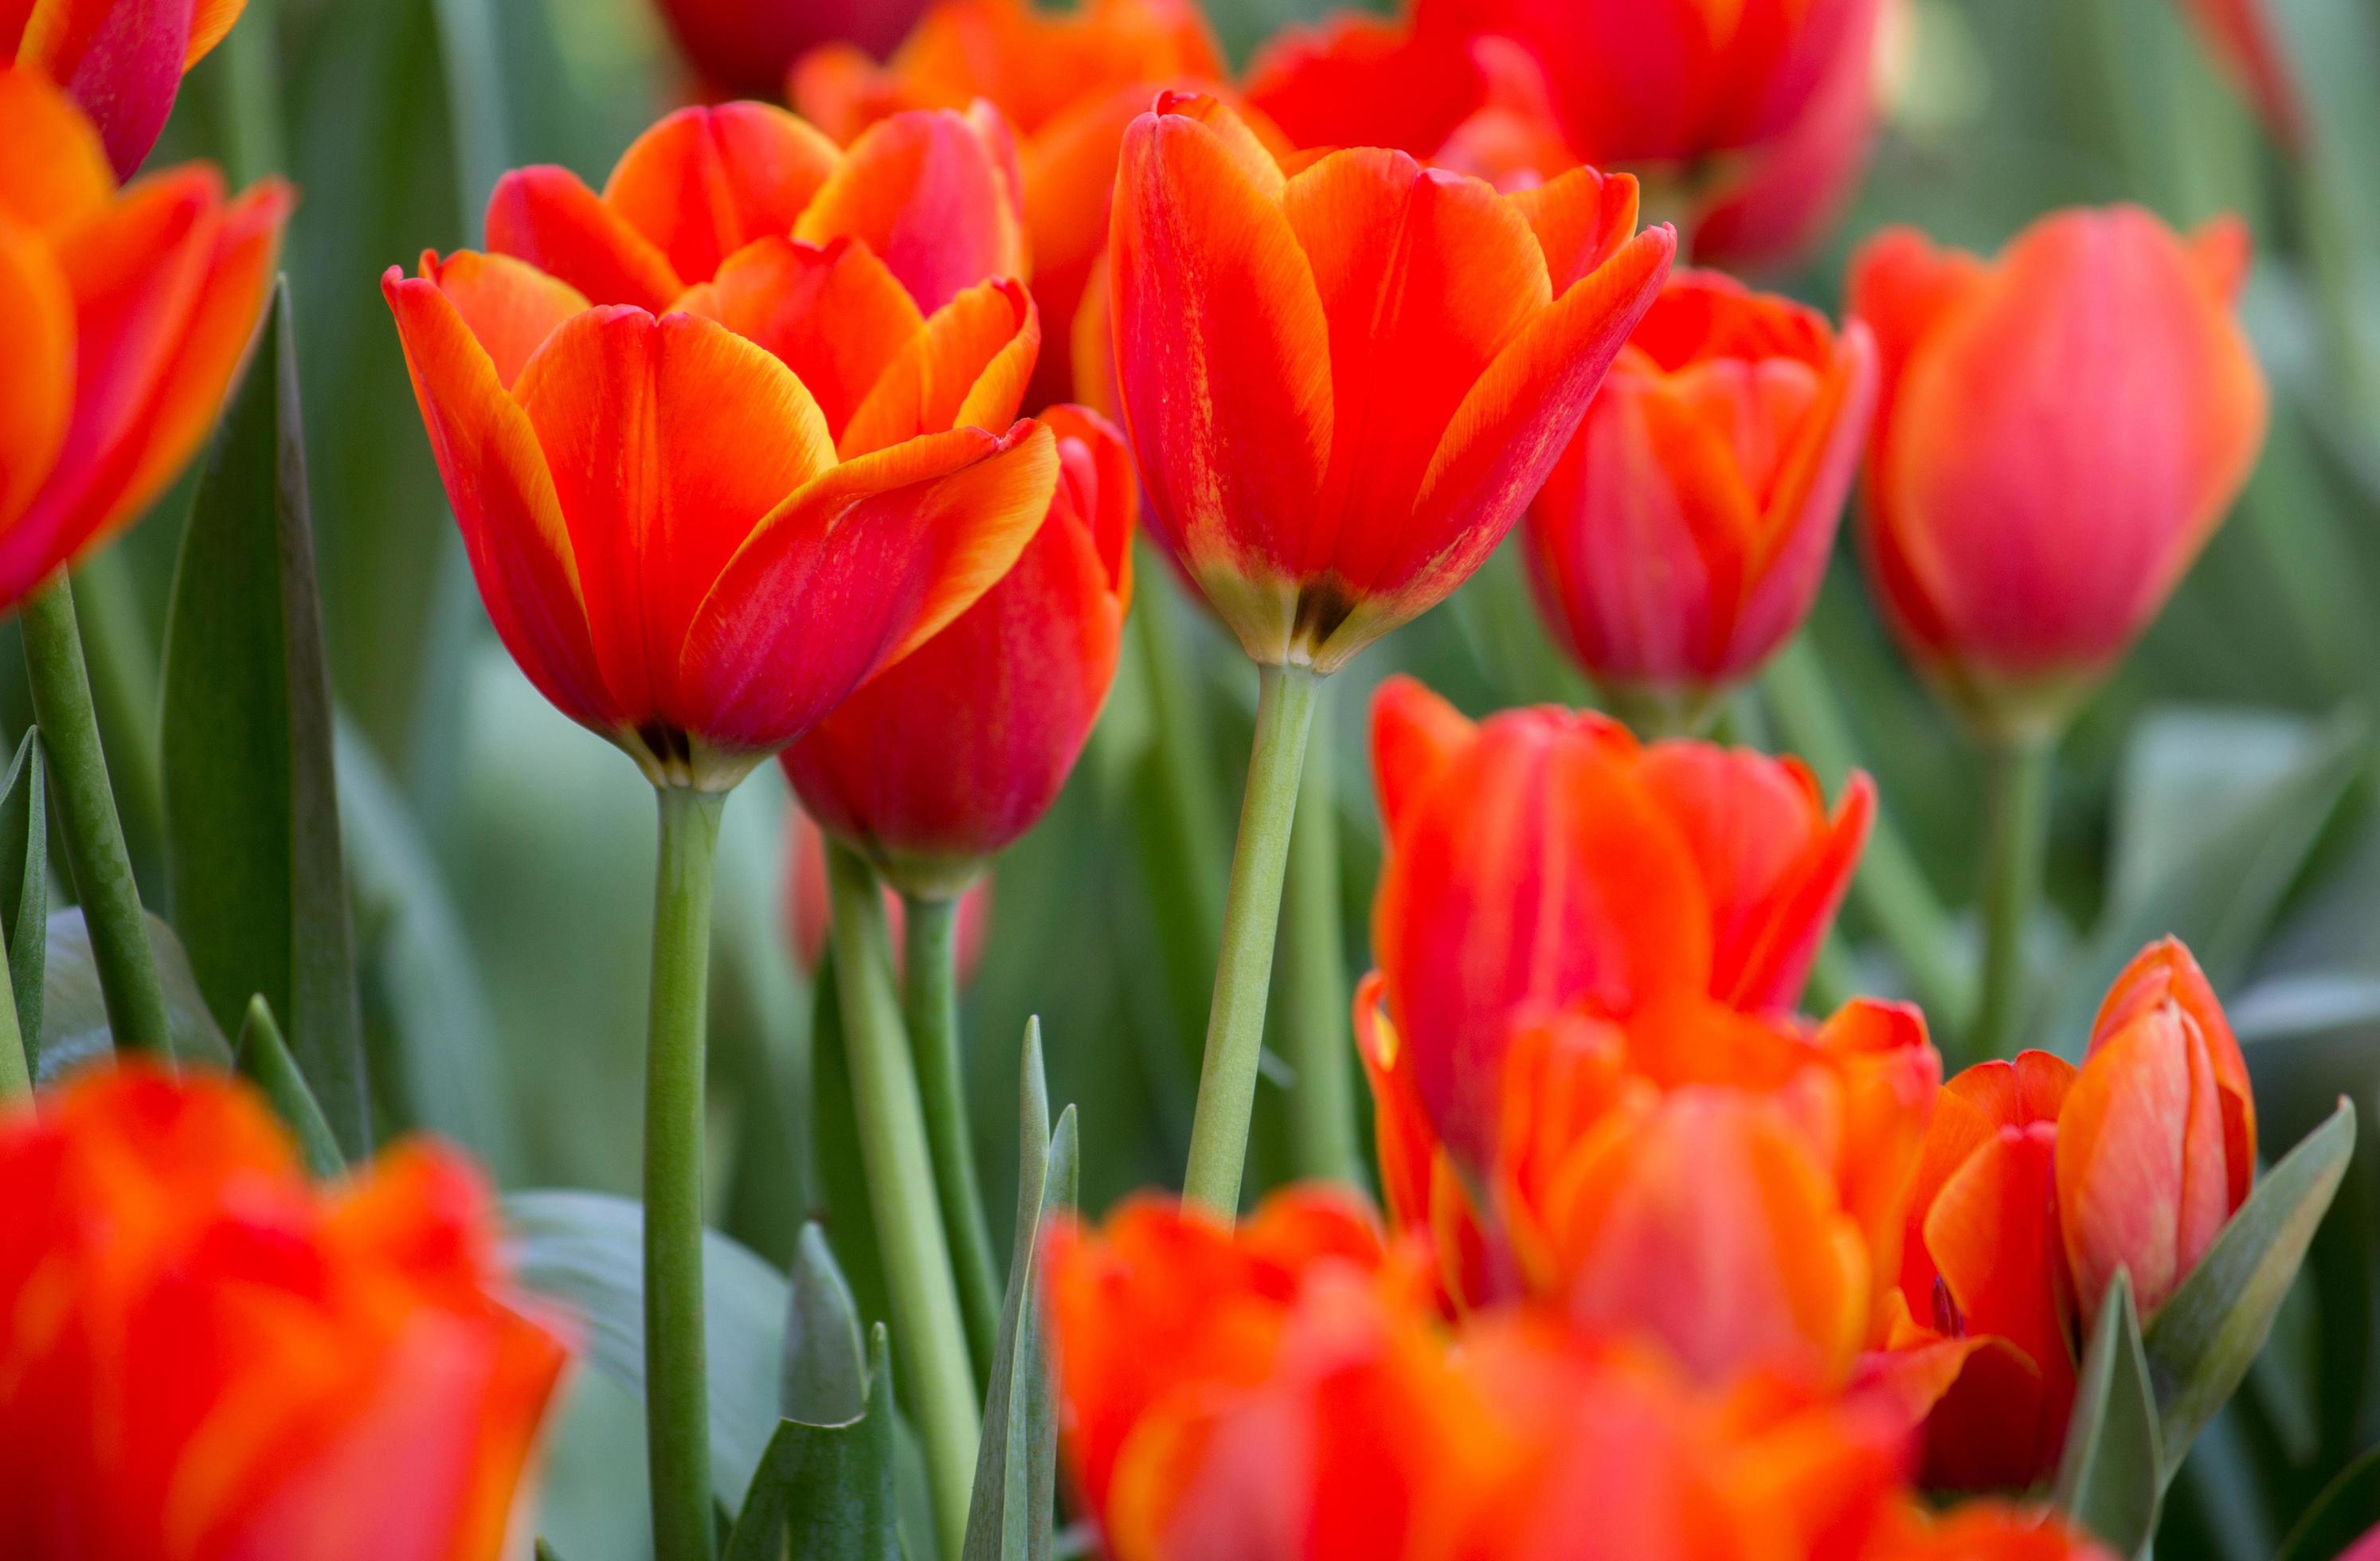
[
  {"x1": 1971, "y1": 738, "x2": 2053, "y2": 1064},
  {"x1": 20, "y1": 577, "x2": 172, "y2": 1057},
  {"x1": 1184, "y1": 661, "x2": 1319, "y2": 1215},
  {"x1": 1282, "y1": 704, "x2": 1361, "y2": 1186},
  {"x1": 642, "y1": 784, "x2": 723, "y2": 1561},
  {"x1": 827, "y1": 842, "x2": 979, "y2": 1559},
  {"x1": 901, "y1": 889, "x2": 1000, "y2": 1390},
  {"x1": 0, "y1": 939, "x2": 26, "y2": 1100}
]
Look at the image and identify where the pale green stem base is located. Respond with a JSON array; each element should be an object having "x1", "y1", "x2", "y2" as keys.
[
  {"x1": 1183, "y1": 662, "x2": 1318, "y2": 1215},
  {"x1": 1282, "y1": 704, "x2": 1360, "y2": 1185},
  {"x1": 643, "y1": 786, "x2": 723, "y2": 1561},
  {"x1": 902, "y1": 890, "x2": 1001, "y2": 1389},
  {"x1": 828, "y1": 843, "x2": 979, "y2": 1559},
  {"x1": 21, "y1": 577, "x2": 171, "y2": 1055},
  {"x1": 1969, "y1": 740, "x2": 2053, "y2": 1066}
]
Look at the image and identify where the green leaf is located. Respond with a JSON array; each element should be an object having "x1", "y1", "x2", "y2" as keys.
[
  {"x1": 785, "y1": 1223, "x2": 867, "y2": 1426},
  {"x1": 161, "y1": 280, "x2": 367, "y2": 1158},
  {"x1": 502, "y1": 1188, "x2": 789, "y2": 1516},
  {"x1": 34, "y1": 910, "x2": 231, "y2": 1086},
  {"x1": 2275, "y1": 1441, "x2": 2380, "y2": 1561},
  {"x1": 2144, "y1": 1100, "x2": 2358, "y2": 1476},
  {"x1": 726, "y1": 1325, "x2": 901, "y2": 1561},
  {"x1": 965, "y1": 1019, "x2": 1078, "y2": 1561},
  {"x1": 534, "y1": 1542, "x2": 563, "y2": 1561},
  {"x1": 0, "y1": 731, "x2": 49, "y2": 1047},
  {"x1": 2053, "y1": 1271, "x2": 2164, "y2": 1556},
  {"x1": 235, "y1": 995, "x2": 344, "y2": 1180}
]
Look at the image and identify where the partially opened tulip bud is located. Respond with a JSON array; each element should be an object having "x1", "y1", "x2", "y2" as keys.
[
  {"x1": 0, "y1": 68, "x2": 291, "y2": 611},
  {"x1": 1848, "y1": 207, "x2": 2268, "y2": 740},
  {"x1": 0, "y1": 1065, "x2": 568, "y2": 1561},
  {"x1": 5, "y1": 0, "x2": 247, "y2": 175},
  {"x1": 1523, "y1": 271, "x2": 1877, "y2": 726},
  {"x1": 2057, "y1": 937, "x2": 2256, "y2": 1323}
]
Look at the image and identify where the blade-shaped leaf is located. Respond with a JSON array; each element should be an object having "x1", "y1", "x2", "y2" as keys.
[
  {"x1": 2053, "y1": 1271, "x2": 2164, "y2": 1556},
  {"x1": 785, "y1": 1222, "x2": 867, "y2": 1426},
  {"x1": 2144, "y1": 1100, "x2": 2358, "y2": 1474},
  {"x1": 726, "y1": 1325, "x2": 900, "y2": 1561},
  {"x1": 34, "y1": 910, "x2": 231, "y2": 1086},
  {"x1": 161, "y1": 280, "x2": 368, "y2": 1157},
  {"x1": 2275, "y1": 1442, "x2": 2380, "y2": 1561},
  {"x1": 503, "y1": 1189, "x2": 790, "y2": 1516},
  {"x1": 0, "y1": 731, "x2": 49, "y2": 1050},
  {"x1": 235, "y1": 995, "x2": 345, "y2": 1180}
]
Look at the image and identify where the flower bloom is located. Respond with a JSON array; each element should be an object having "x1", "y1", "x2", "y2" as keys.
[
  {"x1": 781, "y1": 404, "x2": 1133, "y2": 894},
  {"x1": 1110, "y1": 93, "x2": 1673, "y2": 673},
  {"x1": 1522, "y1": 271, "x2": 1877, "y2": 706},
  {"x1": 0, "y1": 1064, "x2": 567, "y2": 1561},
  {"x1": 4, "y1": 0, "x2": 245, "y2": 175},
  {"x1": 0, "y1": 67, "x2": 290, "y2": 612},
  {"x1": 783, "y1": 808, "x2": 990, "y2": 979},
  {"x1": 793, "y1": 0, "x2": 1227, "y2": 406},
  {"x1": 1368, "y1": 675, "x2": 1871, "y2": 1164},
  {"x1": 385, "y1": 101, "x2": 1059, "y2": 788},
  {"x1": 655, "y1": 0, "x2": 928, "y2": 100},
  {"x1": 1848, "y1": 207, "x2": 2269, "y2": 737}
]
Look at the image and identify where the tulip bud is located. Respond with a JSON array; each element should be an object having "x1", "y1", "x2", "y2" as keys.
[
  {"x1": 1523, "y1": 271, "x2": 1876, "y2": 716},
  {"x1": 5, "y1": 0, "x2": 247, "y2": 176},
  {"x1": 1848, "y1": 207, "x2": 2268, "y2": 739},
  {"x1": 2057, "y1": 937, "x2": 2256, "y2": 1323}
]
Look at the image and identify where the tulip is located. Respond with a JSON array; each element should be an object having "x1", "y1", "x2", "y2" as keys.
[
  {"x1": 784, "y1": 807, "x2": 991, "y2": 981},
  {"x1": 4, "y1": 0, "x2": 247, "y2": 176},
  {"x1": 793, "y1": 0, "x2": 1229, "y2": 407},
  {"x1": 0, "y1": 1064, "x2": 567, "y2": 1561},
  {"x1": 654, "y1": 0, "x2": 929, "y2": 100},
  {"x1": 2057, "y1": 937, "x2": 2256, "y2": 1323},
  {"x1": 1865, "y1": 1504, "x2": 2119, "y2": 1561},
  {"x1": 0, "y1": 66, "x2": 291, "y2": 612},
  {"x1": 1522, "y1": 271, "x2": 1877, "y2": 718}
]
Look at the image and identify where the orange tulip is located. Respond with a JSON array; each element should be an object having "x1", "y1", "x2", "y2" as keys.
[
  {"x1": 1848, "y1": 208, "x2": 2268, "y2": 737},
  {"x1": 793, "y1": 0, "x2": 1228, "y2": 406},
  {"x1": 4, "y1": 0, "x2": 245, "y2": 175},
  {"x1": 781, "y1": 404, "x2": 1133, "y2": 893},
  {"x1": 1864, "y1": 1503, "x2": 2117, "y2": 1561},
  {"x1": 0, "y1": 67, "x2": 289, "y2": 611},
  {"x1": 0, "y1": 1064, "x2": 567, "y2": 1561},
  {"x1": 2057, "y1": 937, "x2": 2256, "y2": 1323},
  {"x1": 1110, "y1": 92, "x2": 1673, "y2": 673},
  {"x1": 1523, "y1": 271, "x2": 1876, "y2": 707},
  {"x1": 385, "y1": 101, "x2": 1059, "y2": 788},
  {"x1": 782, "y1": 807, "x2": 991, "y2": 980}
]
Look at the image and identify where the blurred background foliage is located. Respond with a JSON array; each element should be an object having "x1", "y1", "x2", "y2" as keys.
[{"x1": 14, "y1": 0, "x2": 2380, "y2": 1554}]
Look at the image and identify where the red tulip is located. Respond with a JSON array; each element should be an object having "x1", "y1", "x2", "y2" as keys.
[
  {"x1": 1523, "y1": 271, "x2": 1876, "y2": 705},
  {"x1": 654, "y1": 0, "x2": 929, "y2": 100},
  {"x1": 782, "y1": 807, "x2": 991, "y2": 980},
  {"x1": 385, "y1": 101, "x2": 1058, "y2": 788},
  {"x1": 0, "y1": 67, "x2": 289, "y2": 611},
  {"x1": 1848, "y1": 208, "x2": 2268, "y2": 737},
  {"x1": 781, "y1": 404, "x2": 1133, "y2": 892},
  {"x1": 0, "y1": 1064, "x2": 567, "y2": 1561},
  {"x1": 4, "y1": 0, "x2": 246, "y2": 175},
  {"x1": 1110, "y1": 92, "x2": 1673, "y2": 671}
]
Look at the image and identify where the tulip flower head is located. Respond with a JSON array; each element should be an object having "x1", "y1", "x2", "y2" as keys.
[
  {"x1": 1523, "y1": 270, "x2": 1877, "y2": 715},
  {"x1": 0, "y1": 67, "x2": 290, "y2": 613},
  {"x1": 1849, "y1": 207, "x2": 2268, "y2": 740},
  {"x1": 4, "y1": 0, "x2": 246, "y2": 176},
  {"x1": 783, "y1": 403, "x2": 1133, "y2": 894},
  {"x1": 385, "y1": 101, "x2": 1059, "y2": 789},
  {"x1": 0, "y1": 1064, "x2": 568, "y2": 1561}
]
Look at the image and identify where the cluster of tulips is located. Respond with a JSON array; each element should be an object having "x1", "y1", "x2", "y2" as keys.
[{"x1": 0, "y1": 0, "x2": 2348, "y2": 1557}]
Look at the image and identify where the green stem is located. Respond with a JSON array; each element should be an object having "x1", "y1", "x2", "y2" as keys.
[
  {"x1": 1762, "y1": 637, "x2": 1969, "y2": 1030},
  {"x1": 643, "y1": 786, "x2": 723, "y2": 1561},
  {"x1": 20, "y1": 577, "x2": 171, "y2": 1055},
  {"x1": 1183, "y1": 662, "x2": 1318, "y2": 1215},
  {"x1": 1970, "y1": 739, "x2": 2053, "y2": 1066},
  {"x1": 827, "y1": 843, "x2": 979, "y2": 1559},
  {"x1": 1282, "y1": 706, "x2": 1360, "y2": 1185},
  {"x1": 0, "y1": 928, "x2": 25, "y2": 1100},
  {"x1": 901, "y1": 890, "x2": 1000, "y2": 1390}
]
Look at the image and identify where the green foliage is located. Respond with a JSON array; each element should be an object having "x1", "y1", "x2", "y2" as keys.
[
  {"x1": 0, "y1": 732, "x2": 49, "y2": 1047},
  {"x1": 726, "y1": 1327, "x2": 902, "y2": 1561},
  {"x1": 33, "y1": 912, "x2": 230, "y2": 1086},
  {"x1": 2057, "y1": 1272, "x2": 2166, "y2": 1556},
  {"x1": 235, "y1": 995, "x2": 346, "y2": 1180}
]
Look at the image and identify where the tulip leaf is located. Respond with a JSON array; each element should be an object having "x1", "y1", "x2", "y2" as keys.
[
  {"x1": 2274, "y1": 1442, "x2": 2380, "y2": 1561},
  {"x1": 726, "y1": 1324, "x2": 900, "y2": 1561},
  {"x1": 235, "y1": 995, "x2": 345, "y2": 1180},
  {"x1": 2144, "y1": 1100, "x2": 2358, "y2": 1477},
  {"x1": 785, "y1": 1223, "x2": 868, "y2": 1426},
  {"x1": 33, "y1": 910, "x2": 231, "y2": 1086},
  {"x1": 0, "y1": 730, "x2": 49, "y2": 1049},
  {"x1": 2054, "y1": 1271, "x2": 2164, "y2": 1556},
  {"x1": 965, "y1": 1019, "x2": 1079, "y2": 1561},
  {"x1": 503, "y1": 1189, "x2": 792, "y2": 1517},
  {"x1": 162, "y1": 280, "x2": 368, "y2": 1159}
]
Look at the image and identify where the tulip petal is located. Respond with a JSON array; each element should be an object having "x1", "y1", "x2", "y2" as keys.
[
  {"x1": 0, "y1": 66, "x2": 115, "y2": 237},
  {"x1": 485, "y1": 166, "x2": 683, "y2": 313},
  {"x1": 794, "y1": 107, "x2": 1028, "y2": 313},
  {"x1": 1368, "y1": 673, "x2": 1478, "y2": 842},
  {"x1": 186, "y1": 0, "x2": 246, "y2": 64},
  {"x1": 0, "y1": 217, "x2": 73, "y2": 531},
  {"x1": 1920, "y1": 1122, "x2": 2073, "y2": 1429},
  {"x1": 839, "y1": 276, "x2": 1039, "y2": 456},
  {"x1": 678, "y1": 236, "x2": 923, "y2": 443},
  {"x1": 1508, "y1": 166, "x2": 1642, "y2": 291},
  {"x1": 600, "y1": 103, "x2": 843, "y2": 287},
  {"x1": 419, "y1": 249, "x2": 590, "y2": 391},
  {"x1": 18, "y1": 0, "x2": 192, "y2": 176}
]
